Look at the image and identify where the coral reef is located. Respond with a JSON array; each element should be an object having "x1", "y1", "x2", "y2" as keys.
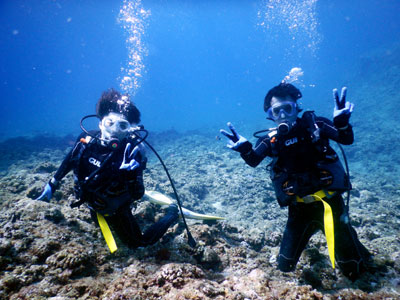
[
  {"x1": 0, "y1": 125, "x2": 399, "y2": 299},
  {"x1": 1, "y1": 48, "x2": 400, "y2": 299}
]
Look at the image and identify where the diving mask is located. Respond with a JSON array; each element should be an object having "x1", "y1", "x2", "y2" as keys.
[
  {"x1": 102, "y1": 116, "x2": 131, "y2": 132},
  {"x1": 99, "y1": 112, "x2": 132, "y2": 141},
  {"x1": 266, "y1": 101, "x2": 298, "y2": 121}
]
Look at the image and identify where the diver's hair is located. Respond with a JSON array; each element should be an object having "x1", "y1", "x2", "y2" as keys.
[
  {"x1": 96, "y1": 88, "x2": 141, "y2": 124},
  {"x1": 263, "y1": 83, "x2": 302, "y2": 112}
]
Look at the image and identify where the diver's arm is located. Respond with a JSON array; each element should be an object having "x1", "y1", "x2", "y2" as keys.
[
  {"x1": 52, "y1": 149, "x2": 75, "y2": 182},
  {"x1": 36, "y1": 138, "x2": 82, "y2": 201},
  {"x1": 52, "y1": 133, "x2": 88, "y2": 182},
  {"x1": 125, "y1": 160, "x2": 146, "y2": 200},
  {"x1": 335, "y1": 123, "x2": 354, "y2": 145},
  {"x1": 241, "y1": 137, "x2": 271, "y2": 167},
  {"x1": 317, "y1": 117, "x2": 354, "y2": 145},
  {"x1": 123, "y1": 142, "x2": 146, "y2": 200},
  {"x1": 220, "y1": 122, "x2": 270, "y2": 167},
  {"x1": 127, "y1": 168, "x2": 145, "y2": 200}
]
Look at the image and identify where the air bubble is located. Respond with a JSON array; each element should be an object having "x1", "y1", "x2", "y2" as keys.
[
  {"x1": 257, "y1": 0, "x2": 321, "y2": 57},
  {"x1": 118, "y1": 0, "x2": 151, "y2": 96}
]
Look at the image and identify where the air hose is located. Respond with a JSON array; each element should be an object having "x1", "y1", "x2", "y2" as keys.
[
  {"x1": 131, "y1": 131, "x2": 196, "y2": 248},
  {"x1": 336, "y1": 143, "x2": 351, "y2": 223}
]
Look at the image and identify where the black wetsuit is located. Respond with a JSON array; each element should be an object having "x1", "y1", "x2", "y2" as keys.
[
  {"x1": 52, "y1": 130, "x2": 178, "y2": 249},
  {"x1": 240, "y1": 112, "x2": 371, "y2": 280}
]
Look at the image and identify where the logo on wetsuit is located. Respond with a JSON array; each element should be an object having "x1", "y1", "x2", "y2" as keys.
[
  {"x1": 89, "y1": 157, "x2": 101, "y2": 168},
  {"x1": 284, "y1": 137, "x2": 298, "y2": 146}
]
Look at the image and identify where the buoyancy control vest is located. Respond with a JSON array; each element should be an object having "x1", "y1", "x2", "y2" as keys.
[
  {"x1": 268, "y1": 112, "x2": 351, "y2": 207},
  {"x1": 72, "y1": 134, "x2": 143, "y2": 215}
]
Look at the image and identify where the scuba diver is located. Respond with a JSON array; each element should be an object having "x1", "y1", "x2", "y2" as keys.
[
  {"x1": 220, "y1": 82, "x2": 372, "y2": 281},
  {"x1": 37, "y1": 89, "x2": 179, "y2": 252}
]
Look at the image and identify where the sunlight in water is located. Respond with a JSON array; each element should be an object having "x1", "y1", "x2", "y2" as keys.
[
  {"x1": 257, "y1": 0, "x2": 321, "y2": 57},
  {"x1": 118, "y1": 0, "x2": 151, "y2": 96}
]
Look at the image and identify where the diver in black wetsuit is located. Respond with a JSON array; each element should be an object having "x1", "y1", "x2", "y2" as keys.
[
  {"x1": 37, "y1": 89, "x2": 178, "y2": 251},
  {"x1": 221, "y1": 82, "x2": 371, "y2": 281}
]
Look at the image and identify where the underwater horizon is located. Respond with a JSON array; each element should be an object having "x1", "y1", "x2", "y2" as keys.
[{"x1": 1, "y1": 0, "x2": 400, "y2": 140}]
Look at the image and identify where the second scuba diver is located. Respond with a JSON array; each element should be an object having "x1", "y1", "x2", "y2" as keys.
[
  {"x1": 37, "y1": 89, "x2": 179, "y2": 252},
  {"x1": 220, "y1": 82, "x2": 372, "y2": 281}
]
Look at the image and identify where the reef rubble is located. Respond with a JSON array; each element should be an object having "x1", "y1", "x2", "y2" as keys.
[{"x1": 0, "y1": 130, "x2": 399, "y2": 300}]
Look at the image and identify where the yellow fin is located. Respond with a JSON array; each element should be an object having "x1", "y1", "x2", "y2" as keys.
[{"x1": 97, "y1": 213, "x2": 117, "y2": 253}]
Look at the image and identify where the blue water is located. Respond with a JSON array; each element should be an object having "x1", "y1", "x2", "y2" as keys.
[{"x1": 1, "y1": 0, "x2": 400, "y2": 139}]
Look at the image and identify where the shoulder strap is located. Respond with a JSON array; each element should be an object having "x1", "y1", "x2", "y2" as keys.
[{"x1": 302, "y1": 111, "x2": 320, "y2": 143}]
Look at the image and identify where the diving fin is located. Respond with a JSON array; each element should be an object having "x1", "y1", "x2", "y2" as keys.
[{"x1": 144, "y1": 190, "x2": 225, "y2": 220}]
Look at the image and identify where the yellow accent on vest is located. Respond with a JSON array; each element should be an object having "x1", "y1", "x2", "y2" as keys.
[
  {"x1": 296, "y1": 190, "x2": 336, "y2": 269},
  {"x1": 96, "y1": 212, "x2": 117, "y2": 253}
]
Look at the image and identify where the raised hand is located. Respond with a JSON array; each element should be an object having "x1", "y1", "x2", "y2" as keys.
[
  {"x1": 220, "y1": 122, "x2": 251, "y2": 153},
  {"x1": 120, "y1": 143, "x2": 140, "y2": 171},
  {"x1": 333, "y1": 87, "x2": 354, "y2": 128}
]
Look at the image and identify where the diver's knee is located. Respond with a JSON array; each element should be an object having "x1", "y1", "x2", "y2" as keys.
[
  {"x1": 125, "y1": 239, "x2": 147, "y2": 249},
  {"x1": 277, "y1": 254, "x2": 296, "y2": 272},
  {"x1": 337, "y1": 258, "x2": 366, "y2": 281},
  {"x1": 125, "y1": 242, "x2": 140, "y2": 249}
]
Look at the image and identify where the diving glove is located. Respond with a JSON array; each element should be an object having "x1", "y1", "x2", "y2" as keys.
[
  {"x1": 36, "y1": 178, "x2": 58, "y2": 202},
  {"x1": 220, "y1": 122, "x2": 252, "y2": 154},
  {"x1": 120, "y1": 142, "x2": 141, "y2": 171},
  {"x1": 333, "y1": 87, "x2": 354, "y2": 129}
]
